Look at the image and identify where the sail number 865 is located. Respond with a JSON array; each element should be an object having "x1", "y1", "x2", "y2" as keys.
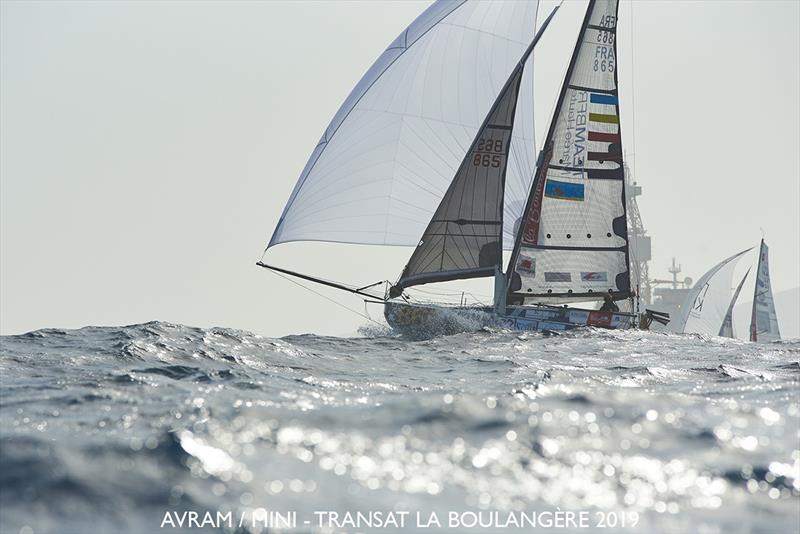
[
  {"x1": 593, "y1": 58, "x2": 615, "y2": 72},
  {"x1": 473, "y1": 138, "x2": 504, "y2": 168}
]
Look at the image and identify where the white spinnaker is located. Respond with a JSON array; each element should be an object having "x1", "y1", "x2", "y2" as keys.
[
  {"x1": 676, "y1": 248, "x2": 752, "y2": 336},
  {"x1": 719, "y1": 268, "x2": 749, "y2": 338},
  {"x1": 268, "y1": 0, "x2": 540, "y2": 250},
  {"x1": 750, "y1": 239, "x2": 781, "y2": 342}
]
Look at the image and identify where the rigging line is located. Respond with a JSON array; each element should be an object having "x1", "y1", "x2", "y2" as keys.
[
  {"x1": 411, "y1": 295, "x2": 483, "y2": 304},
  {"x1": 256, "y1": 262, "x2": 385, "y2": 300},
  {"x1": 408, "y1": 285, "x2": 492, "y2": 297},
  {"x1": 269, "y1": 269, "x2": 385, "y2": 327},
  {"x1": 629, "y1": 0, "x2": 638, "y2": 178},
  {"x1": 407, "y1": 292, "x2": 491, "y2": 306},
  {"x1": 529, "y1": 3, "x2": 539, "y2": 168},
  {"x1": 357, "y1": 280, "x2": 389, "y2": 292}
]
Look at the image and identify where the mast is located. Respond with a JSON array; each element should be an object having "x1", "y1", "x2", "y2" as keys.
[
  {"x1": 625, "y1": 164, "x2": 651, "y2": 306},
  {"x1": 390, "y1": 5, "x2": 562, "y2": 301},
  {"x1": 507, "y1": 0, "x2": 631, "y2": 305},
  {"x1": 750, "y1": 239, "x2": 764, "y2": 341}
]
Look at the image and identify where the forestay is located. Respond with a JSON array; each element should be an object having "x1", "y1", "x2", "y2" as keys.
[
  {"x1": 750, "y1": 239, "x2": 781, "y2": 342},
  {"x1": 719, "y1": 268, "x2": 750, "y2": 338},
  {"x1": 268, "y1": 1, "x2": 540, "y2": 250},
  {"x1": 509, "y1": 0, "x2": 630, "y2": 304},
  {"x1": 676, "y1": 248, "x2": 751, "y2": 336}
]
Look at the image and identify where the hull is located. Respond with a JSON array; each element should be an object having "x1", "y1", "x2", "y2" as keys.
[
  {"x1": 383, "y1": 302, "x2": 495, "y2": 338},
  {"x1": 384, "y1": 301, "x2": 635, "y2": 336}
]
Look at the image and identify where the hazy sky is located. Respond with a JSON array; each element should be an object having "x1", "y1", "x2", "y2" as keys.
[{"x1": 2, "y1": 0, "x2": 798, "y2": 337}]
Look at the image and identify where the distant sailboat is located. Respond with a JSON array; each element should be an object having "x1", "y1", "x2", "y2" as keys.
[
  {"x1": 676, "y1": 249, "x2": 751, "y2": 337},
  {"x1": 719, "y1": 268, "x2": 750, "y2": 338},
  {"x1": 259, "y1": 0, "x2": 658, "y2": 334},
  {"x1": 750, "y1": 239, "x2": 781, "y2": 342}
]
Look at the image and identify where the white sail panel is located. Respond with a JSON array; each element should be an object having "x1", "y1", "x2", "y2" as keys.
[
  {"x1": 676, "y1": 248, "x2": 751, "y2": 336},
  {"x1": 750, "y1": 240, "x2": 781, "y2": 342},
  {"x1": 269, "y1": 0, "x2": 540, "y2": 249},
  {"x1": 509, "y1": 0, "x2": 629, "y2": 304}
]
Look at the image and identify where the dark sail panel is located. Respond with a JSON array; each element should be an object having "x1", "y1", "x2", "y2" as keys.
[
  {"x1": 508, "y1": 0, "x2": 631, "y2": 304},
  {"x1": 394, "y1": 68, "x2": 526, "y2": 290}
]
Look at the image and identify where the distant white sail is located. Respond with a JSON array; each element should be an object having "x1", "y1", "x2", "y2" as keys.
[
  {"x1": 750, "y1": 239, "x2": 781, "y2": 342},
  {"x1": 269, "y1": 0, "x2": 540, "y2": 250},
  {"x1": 677, "y1": 248, "x2": 752, "y2": 336},
  {"x1": 719, "y1": 268, "x2": 750, "y2": 338}
]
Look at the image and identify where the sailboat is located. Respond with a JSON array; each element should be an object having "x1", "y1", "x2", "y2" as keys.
[
  {"x1": 675, "y1": 248, "x2": 751, "y2": 337},
  {"x1": 259, "y1": 0, "x2": 658, "y2": 334},
  {"x1": 750, "y1": 239, "x2": 781, "y2": 342}
]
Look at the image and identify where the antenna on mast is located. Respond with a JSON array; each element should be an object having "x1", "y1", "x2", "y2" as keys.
[{"x1": 667, "y1": 258, "x2": 682, "y2": 290}]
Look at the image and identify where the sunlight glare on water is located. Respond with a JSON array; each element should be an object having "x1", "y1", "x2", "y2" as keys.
[{"x1": 0, "y1": 321, "x2": 798, "y2": 533}]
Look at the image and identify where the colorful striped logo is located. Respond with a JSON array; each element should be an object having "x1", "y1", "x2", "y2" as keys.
[
  {"x1": 588, "y1": 92, "x2": 621, "y2": 163},
  {"x1": 590, "y1": 93, "x2": 618, "y2": 105},
  {"x1": 589, "y1": 93, "x2": 619, "y2": 125},
  {"x1": 589, "y1": 112, "x2": 619, "y2": 124}
]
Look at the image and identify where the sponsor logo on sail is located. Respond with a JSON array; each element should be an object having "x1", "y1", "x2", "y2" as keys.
[
  {"x1": 580, "y1": 272, "x2": 608, "y2": 282},
  {"x1": 544, "y1": 272, "x2": 571, "y2": 282},
  {"x1": 544, "y1": 180, "x2": 584, "y2": 201},
  {"x1": 559, "y1": 91, "x2": 588, "y2": 170},
  {"x1": 518, "y1": 255, "x2": 536, "y2": 276}
]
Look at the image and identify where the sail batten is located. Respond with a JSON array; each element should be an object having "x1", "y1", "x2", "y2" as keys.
[{"x1": 508, "y1": 0, "x2": 631, "y2": 305}]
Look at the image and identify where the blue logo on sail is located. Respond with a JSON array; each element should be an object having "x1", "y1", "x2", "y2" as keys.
[{"x1": 545, "y1": 179, "x2": 584, "y2": 201}]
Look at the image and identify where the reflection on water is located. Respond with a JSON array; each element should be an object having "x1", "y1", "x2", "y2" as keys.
[{"x1": 1, "y1": 322, "x2": 798, "y2": 533}]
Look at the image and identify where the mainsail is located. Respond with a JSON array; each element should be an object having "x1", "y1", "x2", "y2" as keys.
[
  {"x1": 394, "y1": 6, "x2": 561, "y2": 292},
  {"x1": 750, "y1": 239, "x2": 781, "y2": 342},
  {"x1": 508, "y1": 0, "x2": 631, "y2": 304},
  {"x1": 676, "y1": 248, "x2": 751, "y2": 336},
  {"x1": 268, "y1": 1, "x2": 540, "y2": 251},
  {"x1": 719, "y1": 268, "x2": 750, "y2": 338}
]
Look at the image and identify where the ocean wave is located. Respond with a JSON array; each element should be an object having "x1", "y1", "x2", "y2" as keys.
[{"x1": 1, "y1": 321, "x2": 799, "y2": 533}]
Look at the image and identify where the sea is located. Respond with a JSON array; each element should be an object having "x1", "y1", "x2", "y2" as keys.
[{"x1": 0, "y1": 321, "x2": 798, "y2": 534}]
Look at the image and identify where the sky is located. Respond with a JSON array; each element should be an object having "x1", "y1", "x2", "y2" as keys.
[{"x1": 1, "y1": 0, "x2": 798, "y2": 338}]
